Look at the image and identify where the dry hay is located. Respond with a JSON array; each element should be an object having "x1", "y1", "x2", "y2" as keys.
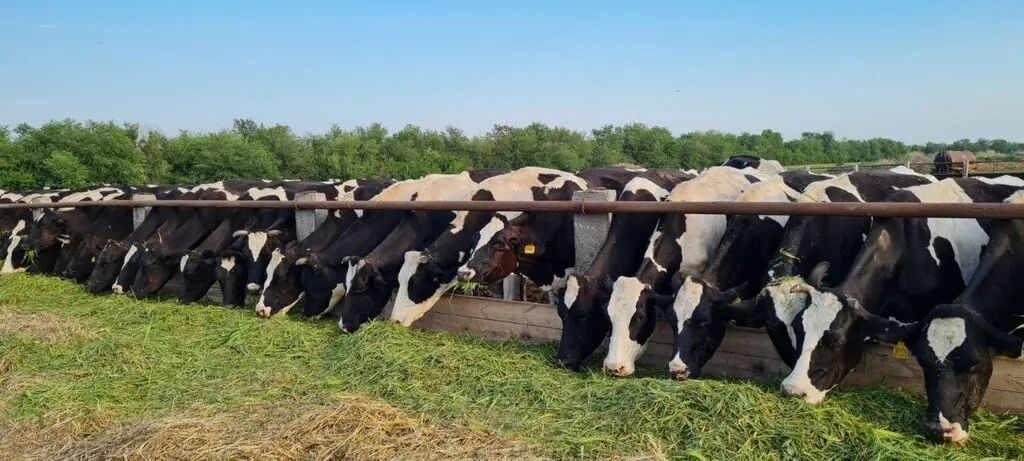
[
  {"x1": 0, "y1": 306, "x2": 98, "y2": 342},
  {"x1": 0, "y1": 395, "x2": 545, "y2": 461}
]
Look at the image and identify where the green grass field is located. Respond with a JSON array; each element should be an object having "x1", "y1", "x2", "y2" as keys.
[{"x1": 1, "y1": 273, "x2": 1022, "y2": 460}]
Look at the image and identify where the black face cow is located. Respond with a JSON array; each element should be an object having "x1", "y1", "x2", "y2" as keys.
[{"x1": 777, "y1": 178, "x2": 1024, "y2": 404}]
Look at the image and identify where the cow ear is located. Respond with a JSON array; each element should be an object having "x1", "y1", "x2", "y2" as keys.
[
  {"x1": 267, "y1": 229, "x2": 283, "y2": 237},
  {"x1": 808, "y1": 261, "x2": 829, "y2": 288},
  {"x1": 232, "y1": 230, "x2": 249, "y2": 238},
  {"x1": 977, "y1": 316, "x2": 1024, "y2": 358},
  {"x1": 860, "y1": 312, "x2": 920, "y2": 345},
  {"x1": 719, "y1": 297, "x2": 765, "y2": 328},
  {"x1": 294, "y1": 257, "x2": 308, "y2": 266}
]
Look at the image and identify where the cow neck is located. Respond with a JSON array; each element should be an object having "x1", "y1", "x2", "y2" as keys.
[
  {"x1": 955, "y1": 220, "x2": 1024, "y2": 328},
  {"x1": 834, "y1": 219, "x2": 904, "y2": 315},
  {"x1": 585, "y1": 213, "x2": 660, "y2": 280}
]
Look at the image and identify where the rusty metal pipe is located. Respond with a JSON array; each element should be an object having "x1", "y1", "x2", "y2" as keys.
[{"x1": 5, "y1": 199, "x2": 1024, "y2": 219}]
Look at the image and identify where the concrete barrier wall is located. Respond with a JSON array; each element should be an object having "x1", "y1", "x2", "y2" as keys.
[{"x1": 401, "y1": 294, "x2": 1024, "y2": 413}]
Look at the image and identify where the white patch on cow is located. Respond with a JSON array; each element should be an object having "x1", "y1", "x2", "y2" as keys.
[
  {"x1": 641, "y1": 230, "x2": 666, "y2": 272},
  {"x1": 191, "y1": 181, "x2": 225, "y2": 193},
  {"x1": 938, "y1": 413, "x2": 969, "y2": 443},
  {"x1": 545, "y1": 268, "x2": 574, "y2": 292},
  {"x1": 334, "y1": 179, "x2": 361, "y2": 201},
  {"x1": 737, "y1": 176, "x2": 801, "y2": 226},
  {"x1": 603, "y1": 277, "x2": 650, "y2": 376},
  {"x1": 908, "y1": 179, "x2": 989, "y2": 283},
  {"x1": 334, "y1": 259, "x2": 366, "y2": 312},
  {"x1": 673, "y1": 276, "x2": 705, "y2": 333},
  {"x1": 323, "y1": 283, "x2": 347, "y2": 318},
  {"x1": 888, "y1": 165, "x2": 937, "y2": 182},
  {"x1": 220, "y1": 256, "x2": 236, "y2": 272},
  {"x1": 622, "y1": 177, "x2": 671, "y2": 200},
  {"x1": 926, "y1": 317, "x2": 967, "y2": 363},
  {"x1": 976, "y1": 175, "x2": 1024, "y2": 187},
  {"x1": 800, "y1": 174, "x2": 866, "y2": 203},
  {"x1": 563, "y1": 276, "x2": 580, "y2": 309},
  {"x1": 55, "y1": 187, "x2": 121, "y2": 211},
  {"x1": 764, "y1": 279, "x2": 808, "y2": 348},
  {"x1": 457, "y1": 251, "x2": 466, "y2": 263},
  {"x1": 112, "y1": 244, "x2": 140, "y2": 292},
  {"x1": 179, "y1": 255, "x2": 189, "y2": 273},
  {"x1": 254, "y1": 249, "x2": 286, "y2": 311},
  {"x1": 1006, "y1": 190, "x2": 1024, "y2": 204},
  {"x1": 1, "y1": 220, "x2": 27, "y2": 274},
  {"x1": 246, "y1": 232, "x2": 269, "y2": 262},
  {"x1": 245, "y1": 187, "x2": 288, "y2": 201},
  {"x1": 472, "y1": 216, "x2": 509, "y2": 251},
  {"x1": 755, "y1": 159, "x2": 786, "y2": 176},
  {"x1": 391, "y1": 251, "x2": 457, "y2": 326},
  {"x1": 781, "y1": 290, "x2": 844, "y2": 404}
]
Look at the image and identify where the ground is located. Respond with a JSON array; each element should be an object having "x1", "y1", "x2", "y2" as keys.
[{"x1": 1, "y1": 274, "x2": 1022, "y2": 460}]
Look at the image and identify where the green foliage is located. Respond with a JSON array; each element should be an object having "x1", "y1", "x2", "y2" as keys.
[{"x1": 1, "y1": 118, "x2": 1022, "y2": 189}]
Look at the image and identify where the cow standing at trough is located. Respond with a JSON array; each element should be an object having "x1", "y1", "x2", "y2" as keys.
[
  {"x1": 537, "y1": 169, "x2": 696, "y2": 370},
  {"x1": 599, "y1": 167, "x2": 770, "y2": 377},
  {"x1": 277, "y1": 171, "x2": 506, "y2": 320},
  {"x1": 854, "y1": 189, "x2": 1024, "y2": 443},
  {"x1": 388, "y1": 167, "x2": 594, "y2": 326},
  {"x1": 1, "y1": 190, "x2": 72, "y2": 275},
  {"x1": 722, "y1": 168, "x2": 938, "y2": 368},
  {"x1": 774, "y1": 177, "x2": 1024, "y2": 405},
  {"x1": 651, "y1": 171, "x2": 831, "y2": 380},
  {"x1": 24, "y1": 187, "x2": 128, "y2": 275},
  {"x1": 252, "y1": 178, "x2": 395, "y2": 317},
  {"x1": 335, "y1": 170, "x2": 518, "y2": 332}
]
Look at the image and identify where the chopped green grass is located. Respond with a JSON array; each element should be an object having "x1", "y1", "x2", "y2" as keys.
[{"x1": 1, "y1": 274, "x2": 1022, "y2": 460}]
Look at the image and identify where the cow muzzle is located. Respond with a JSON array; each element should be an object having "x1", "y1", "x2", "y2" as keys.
[
  {"x1": 457, "y1": 268, "x2": 476, "y2": 282},
  {"x1": 256, "y1": 305, "x2": 272, "y2": 318},
  {"x1": 247, "y1": 283, "x2": 261, "y2": 293},
  {"x1": 668, "y1": 358, "x2": 691, "y2": 380}
]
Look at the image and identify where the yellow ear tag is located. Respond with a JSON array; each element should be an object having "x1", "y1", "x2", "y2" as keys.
[
  {"x1": 91, "y1": 257, "x2": 96, "y2": 263},
  {"x1": 523, "y1": 244, "x2": 536, "y2": 255},
  {"x1": 892, "y1": 341, "x2": 910, "y2": 361}
]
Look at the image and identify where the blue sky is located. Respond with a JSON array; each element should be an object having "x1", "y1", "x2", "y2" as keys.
[{"x1": 2, "y1": 1, "x2": 1022, "y2": 143}]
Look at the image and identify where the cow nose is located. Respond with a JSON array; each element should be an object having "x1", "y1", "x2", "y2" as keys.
[
  {"x1": 111, "y1": 284, "x2": 123, "y2": 294},
  {"x1": 457, "y1": 269, "x2": 475, "y2": 282},
  {"x1": 247, "y1": 283, "x2": 261, "y2": 293},
  {"x1": 668, "y1": 359, "x2": 690, "y2": 380},
  {"x1": 604, "y1": 364, "x2": 631, "y2": 377},
  {"x1": 781, "y1": 383, "x2": 807, "y2": 399},
  {"x1": 256, "y1": 306, "x2": 272, "y2": 318}
]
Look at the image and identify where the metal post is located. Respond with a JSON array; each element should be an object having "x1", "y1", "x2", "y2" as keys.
[
  {"x1": 295, "y1": 191, "x2": 328, "y2": 241},
  {"x1": 572, "y1": 189, "x2": 617, "y2": 271},
  {"x1": 963, "y1": 159, "x2": 970, "y2": 178},
  {"x1": 29, "y1": 196, "x2": 52, "y2": 221},
  {"x1": 131, "y1": 193, "x2": 155, "y2": 229},
  {"x1": 853, "y1": 164, "x2": 859, "y2": 172},
  {"x1": 502, "y1": 274, "x2": 523, "y2": 301}
]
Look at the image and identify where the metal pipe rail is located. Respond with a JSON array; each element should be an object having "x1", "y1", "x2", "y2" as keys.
[{"x1": 5, "y1": 199, "x2": 1024, "y2": 219}]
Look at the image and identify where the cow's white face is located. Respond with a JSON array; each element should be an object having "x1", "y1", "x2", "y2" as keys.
[
  {"x1": 255, "y1": 249, "x2": 286, "y2": 318},
  {"x1": 602, "y1": 277, "x2": 651, "y2": 377},
  {"x1": 780, "y1": 289, "x2": 844, "y2": 404},
  {"x1": 390, "y1": 251, "x2": 456, "y2": 326}
]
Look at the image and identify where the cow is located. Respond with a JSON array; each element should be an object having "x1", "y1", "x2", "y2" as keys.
[
  {"x1": 253, "y1": 178, "x2": 395, "y2": 317},
  {"x1": 721, "y1": 155, "x2": 785, "y2": 175},
  {"x1": 721, "y1": 168, "x2": 939, "y2": 370},
  {"x1": 599, "y1": 166, "x2": 771, "y2": 377},
  {"x1": 24, "y1": 187, "x2": 127, "y2": 275},
  {"x1": 335, "y1": 170, "x2": 509, "y2": 332},
  {"x1": 650, "y1": 172, "x2": 831, "y2": 380},
  {"x1": 388, "y1": 167, "x2": 591, "y2": 326},
  {"x1": 454, "y1": 167, "x2": 654, "y2": 296},
  {"x1": 856, "y1": 190, "x2": 1024, "y2": 443},
  {"x1": 774, "y1": 177, "x2": 1024, "y2": 405},
  {"x1": 283, "y1": 170, "x2": 507, "y2": 321},
  {"x1": 540, "y1": 169, "x2": 696, "y2": 370},
  {"x1": 58, "y1": 200, "x2": 138, "y2": 282},
  {"x1": 1, "y1": 190, "x2": 72, "y2": 275}
]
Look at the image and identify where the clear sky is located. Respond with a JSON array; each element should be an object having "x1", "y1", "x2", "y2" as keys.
[{"x1": 2, "y1": 1, "x2": 1022, "y2": 143}]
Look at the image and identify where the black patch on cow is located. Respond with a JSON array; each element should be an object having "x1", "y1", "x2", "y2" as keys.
[
  {"x1": 537, "y1": 173, "x2": 560, "y2": 185},
  {"x1": 743, "y1": 174, "x2": 762, "y2": 184},
  {"x1": 824, "y1": 186, "x2": 860, "y2": 203}
]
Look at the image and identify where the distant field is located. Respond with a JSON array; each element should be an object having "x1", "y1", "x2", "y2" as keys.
[{"x1": 1, "y1": 274, "x2": 1022, "y2": 460}]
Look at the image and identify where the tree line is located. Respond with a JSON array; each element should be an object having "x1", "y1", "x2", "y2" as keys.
[{"x1": 1, "y1": 118, "x2": 1021, "y2": 190}]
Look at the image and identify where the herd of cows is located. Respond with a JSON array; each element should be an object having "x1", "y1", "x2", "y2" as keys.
[{"x1": 2, "y1": 156, "x2": 1023, "y2": 444}]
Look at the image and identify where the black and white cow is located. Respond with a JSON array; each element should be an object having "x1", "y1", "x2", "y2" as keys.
[
  {"x1": 389, "y1": 167, "x2": 590, "y2": 326},
  {"x1": 1, "y1": 190, "x2": 72, "y2": 275},
  {"x1": 651, "y1": 173, "x2": 829, "y2": 380},
  {"x1": 600, "y1": 166, "x2": 770, "y2": 377},
  {"x1": 454, "y1": 167, "x2": 657, "y2": 298},
  {"x1": 252, "y1": 178, "x2": 394, "y2": 317},
  {"x1": 336, "y1": 170, "x2": 510, "y2": 332},
  {"x1": 24, "y1": 187, "x2": 127, "y2": 275},
  {"x1": 724, "y1": 168, "x2": 938, "y2": 368},
  {"x1": 549, "y1": 169, "x2": 696, "y2": 370},
  {"x1": 857, "y1": 190, "x2": 1024, "y2": 443},
  {"x1": 292, "y1": 171, "x2": 506, "y2": 321},
  {"x1": 721, "y1": 155, "x2": 785, "y2": 175},
  {"x1": 777, "y1": 177, "x2": 1024, "y2": 405}
]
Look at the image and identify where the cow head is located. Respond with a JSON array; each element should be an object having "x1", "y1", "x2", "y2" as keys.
[
  {"x1": 61, "y1": 237, "x2": 101, "y2": 282},
  {"x1": 337, "y1": 258, "x2": 390, "y2": 334},
  {"x1": 109, "y1": 243, "x2": 143, "y2": 295},
  {"x1": 656, "y1": 274, "x2": 749, "y2": 380},
  {"x1": 300, "y1": 253, "x2": 348, "y2": 319},
  {"x1": 179, "y1": 248, "x2": 220, "y2": 304},
  {"x1": 235, "y1": 229, "x2": 288, "y2": 294},
  {"x1": 601, "y1": 276, "x2": 660, "y2": 377},
  {"x1": 216, "y1": 240, "x2": 248, "y2": 307},
  {"x1": 861, "y1": 304, "x2": 1023, "y2": 443},
  {"x1": 553, "y1": 274, "x2": 614, "y2": 370},
  {"x1": 254, "y1": 248, "x2": 304, "y2": 318},
  {"x1": 26, "y1": 212, "x2": 69, "y2": 251},
  {"x1": 131, "y1": 243, "x2": 181, "y2": 299},
  {"x1": 1, "y1": 222, "x2": 28, "y2": 275},
  {"x1": 458, "y1": 225, "x2": 544, "y2": 285},
  {"x1": 390, "y1": 250, "x2": 461, "y2": 326}
]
